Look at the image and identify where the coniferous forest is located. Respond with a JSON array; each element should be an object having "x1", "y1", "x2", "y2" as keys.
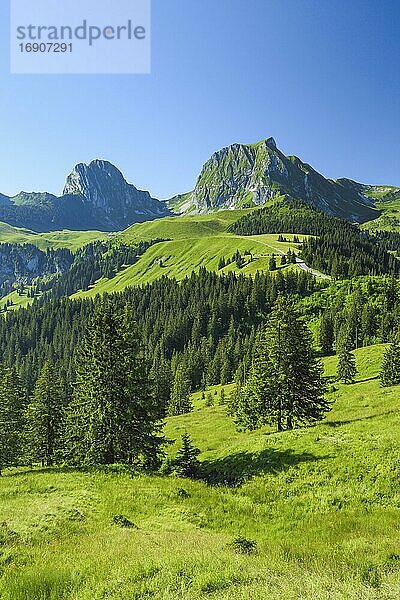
[
  {"x1": 1, "y1": 200, "x2": 400, "y2": 600},
  {"x1": 2, "y1": 2, "x2": 400, "y2": 595}
]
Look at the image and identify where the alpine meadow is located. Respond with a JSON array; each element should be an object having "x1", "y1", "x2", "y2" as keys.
[
  {"x1": 1, "y1": 2, "x2": 400, "y2": 598},
  {"x1": 0, "y1": 136, "x2": 400, "y2": 599}
]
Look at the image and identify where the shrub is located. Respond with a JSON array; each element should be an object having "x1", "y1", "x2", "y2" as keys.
[
  {"x1": 231, "y1": 536, "x2": 257, "y2": 555},
  {"x1": 112, "y1": 515, "x2": 138, "y2": 529}
]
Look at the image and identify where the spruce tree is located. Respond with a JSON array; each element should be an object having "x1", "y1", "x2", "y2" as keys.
[
  {"x1": 65, "y1": 304, "x2": 165, "y2": 468},
  {"x1": 269, "y1": 255, "x2": 277, "y2": 271},
  {"x1": 380, "y1": 332, "x2": 400, "y2": 387},
  {"x1": 319, "y1": 313, "x2": 335, "y2": 356},
  {"x1": 175, "y1": 432, "x2": 200, "y2": 478},
  {"x1": 0, "y1": 366, "x2": 26, "y2": 474},
  {"x1": 24, "y1": 362, "x2": 65, "y2": 467},
  {"x1": 205, "y1": 392, "x2": 214, "y2": 407},
  {"x1": 337, "y1": 347, "x2": 357, "y2": 384},
  {"x1": 169, "y1": 366, "x2": 192, "y2": 416},
  {"x1": 219, "y1": 388, "x2": 226, "y2": 405},
  {"x1": 235, "y1": 296, "x2": 329, "y2": 431}
]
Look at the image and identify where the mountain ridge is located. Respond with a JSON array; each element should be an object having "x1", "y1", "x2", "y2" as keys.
[
  {"x1": 168, "y1": 138, "x2": 382, "y2": 223},
  {"x1": 1, "y1": 140, "x2": 399, "y2": 232},
  {"x1": 0, "y1": 160, "x2": 171, "y2": 233}
]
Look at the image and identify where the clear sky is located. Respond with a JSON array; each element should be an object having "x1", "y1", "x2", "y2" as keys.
[{"x1": 0, "y1": 0, "x2": 399, "y2": 199}]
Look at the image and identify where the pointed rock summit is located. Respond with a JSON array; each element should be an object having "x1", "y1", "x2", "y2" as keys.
[
  {"x1": 265, "y1": 137, "x2": 277, "y2": 149},
  {"x1": 62, "y1": 159, "x2": 170, "y2": 229},
  {"x1": 0, "y1": 160, "x2": 170, "y2": 232},
  {"x1": 170, "y1": 138, "x2": 378, "y2": 223}
]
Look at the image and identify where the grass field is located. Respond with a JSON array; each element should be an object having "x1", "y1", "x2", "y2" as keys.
[
  {"x1": 0, "y1": 289, "x2": 36, "y2": 312},
  {"x1": 0, "y1": 222, "x2": 110, "y2": 251},
  {"x1": 362, "y1": 200, "x2": 400, "y2": 233},
  {"x1": 1, "y1": 210, "x2": 311, "y2": 308},
  {"x1": 1, "y1": 344, "x2": 400, "y2": 599},
  {"x1": 118, "y1": 211, "x2": 256, "y2": 243},
  {"x1": 73, "y1": 235, "x2": 303, "y2": 299},
  {"x1": 73, "y1": 211, "x2": 306, "y2": 299}
]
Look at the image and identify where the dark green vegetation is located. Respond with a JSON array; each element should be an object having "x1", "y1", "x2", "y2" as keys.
[
  {"x1": 229, "y1": 197, "x2": 400, "y2": 277},
  {"x1": 0, "y1": 345, "x2": 399, "y2": 598},
  {"x1": 234, "y1": 296, "x2": 329, "y2": 431},
  {"x1": 1, "y1": 269, "x2": 400, "y2": 401},
  {"x1": 24, "y1": 362, "x2": 65, "y2": 468},
  {"x1": 1, "y1": 171, "x2": 400, "y2": 599},
  {"x1": 337, "y1": 347, "x2": 358, "y2": 384},
  {"x1": 0, "y1": 268, "x2": 322, "y2": 393},
  {"x1": 38, "y1": 239, "x2": 162, "y2": 301},
  {"x1": 65, "y1": 305, "x2": 164, "y2": 468}
]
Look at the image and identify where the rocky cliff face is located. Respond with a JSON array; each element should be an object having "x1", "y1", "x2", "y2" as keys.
[
  {"x1": 0, "y1": 160, "x2": 170, "y2": 233},
  {"x1": 170, "y1": 138, "x2": 380, "y2": 223},
  {"x1": 63, "y1": 160, "x2": 170, "y2": 229},
  {"x1": 0, "y1": 243, "x2": 73, "y2": 295}
]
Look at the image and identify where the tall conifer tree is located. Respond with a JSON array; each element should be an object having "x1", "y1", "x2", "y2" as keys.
[
  {"x1": 380, "y1": 331, "x2": 400, "y2": 387},
  {"x1": 169, "y1": 366, "x2": 192, "y2": 416},
  {"x1": 65, "y1": 304, "x2": 165, "y2": 468},
  {"x1": 24, "y1": 362, "x2": 65, "y2": 467},
  {"x1": 175, "y1": 432, "x2": 201, "y2": 478},
  {"x1": 0, "y1": 366, "x2": 25, "y2": 474},
  {"x1": 235, "y1": 296, "x2": 329, "y2": 431},
  {"x1": 337, "y1": 347, "x2": 357, "y2": 384}
]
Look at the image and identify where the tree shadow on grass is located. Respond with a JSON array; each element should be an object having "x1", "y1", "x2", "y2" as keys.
[
  {"x1": 354, "y1": 376, "x2": 379, "y2": 384},
  {"x1": 199, "y1": 448, "x2": 327, "y2": 487},
  {"x1": 3, "y1": 464, "x2": 137, "y2": 479},
  {"x1": 325, "y1": 408, "x2": 398, "y2": 429}
]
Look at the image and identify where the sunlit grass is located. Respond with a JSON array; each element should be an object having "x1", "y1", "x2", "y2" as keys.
[{"x1": 0, "y1": 344, "x2": 399, "y2": 598}]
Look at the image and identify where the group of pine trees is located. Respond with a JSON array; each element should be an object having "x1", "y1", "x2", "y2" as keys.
[
  {"x1": 229, "y1": 197, "x2": 400, "y2": 277},
  {"x1": 0, "y1": 295, "x2": 333, "y2": 472},
  {"x1": 0, "y1": 304, "x2": 165, "y2": 472},
  {"x1": 38, "y1": 240, "x2": 160, "y2": 300},
  {"x1": 335, "y1": 330, "x2": 400, "y2": 387},
  {"x1": 1, "y1": 289, "x2": 399, "y2": 473},
  {"x1": 233, "y1": 296, "x2": 330, "y2": 431},
  {"x1": 0, "y1": 271, "x2": 399, "y2": 419},
  {"x1": 0, "y1": 268, "x2": 321, "y2": 396}
]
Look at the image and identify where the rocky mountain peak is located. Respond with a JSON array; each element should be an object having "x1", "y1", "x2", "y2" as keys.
[
  {"x1": 63, "y1": 160, "x2": 131, "y2": 207},
  {"x1": 172, "y1": 138, "x2": 379, "y2": 223},
  {"x1": 0, "y1": 160, "x2": 170, "y2": 232},
  {"x1": 265, "y1": 137, "x2": 277, "y2": 149}
]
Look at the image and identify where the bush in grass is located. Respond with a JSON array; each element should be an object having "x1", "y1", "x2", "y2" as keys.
[
  {"x1": 231, "y1": 536, "x2": 257, "y2": 555},
  {"x1": 112, "y1": 515, "x2": 138, "y2": 529},
  {"x1": 175, "y1": 433, "x2": 201, "y2": 478}
]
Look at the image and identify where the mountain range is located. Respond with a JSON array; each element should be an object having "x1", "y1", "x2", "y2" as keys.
[
  {"x1": 0, "y1": 160, "x2": 171, "y2": 232},
  {"x1": 169, "y1": 138, "x2": 384, "y2": 223},
  {"x1": 1, "y1": 138, "x2": 397, "y2": 233}
]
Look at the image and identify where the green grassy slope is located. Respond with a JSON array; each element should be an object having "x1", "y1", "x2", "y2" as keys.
[
  {"x1": 0, "y1": 222, "x2": 110, "y2": 251},
  {"x1": 118, "y1": 210, "x2": 256, "y2": 242},
  {"x1": 1, "y1": 344, "x2": 400, "y2": 599},
  {"x1": 73, "y1": 211, "x2": 306, "y2": 299},
  {"x1": 0, "y1": 289, "x2": 35, "y2": 312},
  {"x1": 362, "y1": 200, "x2": 400, "y2": 233},
  {"x1": 73, "y1": 235, "x2": 303, "y2": 298}
]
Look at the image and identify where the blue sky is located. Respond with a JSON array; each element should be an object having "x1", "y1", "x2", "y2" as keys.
[{"x1": 0, "y1": 0, "x2": 399, "y2": 198}]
